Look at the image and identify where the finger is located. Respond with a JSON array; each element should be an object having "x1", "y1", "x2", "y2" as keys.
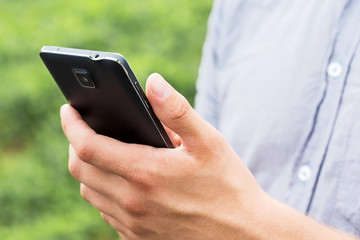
[
  {"x1": 61, "y1": 104, "x2": 170, "y2": 178},
  {"x1": 101, "y1": 211, "x2": 155, "y2": 239},
  {"x1": 101, "y1": 212, "x2": 133, "y2": 239},
  {"x1": 71, "y1": 148, "x2": 151, "y2": 218},
  {"x1": 146, "y1": 73, "x2": 216, "y2": 147},
  {"x1": 69, "y1": 145, "x2": 127, "y2": 200},
  {"x1": 163, "y1": 125, "x2": 182, "y2": 147},
  {"x1": 82, "y1": 183, "x2": 147, "y2": 238},
  {"x1": 80, "y1": 184, "x2": 122, "y2": 219},
  {"x1": 60, "y1": 104, "x2": 96, "y2": 152},
  {"x1": 118, "y1": 232, "x2": 131, "y2": 240}
]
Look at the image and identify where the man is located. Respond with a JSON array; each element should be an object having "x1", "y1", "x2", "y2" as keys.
[{"x1": 60, "y1": 0, "x2": 360, "y2": 239}]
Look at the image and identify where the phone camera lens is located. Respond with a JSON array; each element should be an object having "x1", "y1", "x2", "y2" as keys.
[{"x1": 73, "y1": 69, "x2": 96, "y2": 88}]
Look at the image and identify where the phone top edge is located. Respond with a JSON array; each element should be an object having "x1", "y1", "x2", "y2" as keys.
[
  {"x1": 40, "y1": 46, "x2": 126, "y2": 61},
  {"x1": 40, "y1": 45, "x2": 132, "y2": 79}
]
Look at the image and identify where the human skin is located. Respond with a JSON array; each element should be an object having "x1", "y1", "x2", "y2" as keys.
[{"x1": 60, "y1": 73, "x2": 358, "y2": 240}]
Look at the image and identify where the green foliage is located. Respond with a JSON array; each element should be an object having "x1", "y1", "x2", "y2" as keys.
[{"x1": 0, "y1": 0, "x2": 212, "y2": 239}]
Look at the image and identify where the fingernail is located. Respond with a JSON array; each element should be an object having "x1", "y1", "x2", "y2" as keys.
[
  {"x1": 60, "y1": 104, "x2": 69, "y2": 115},
  {"x1": 150, "y1": 73, "x2": 172, "y2": 100}
]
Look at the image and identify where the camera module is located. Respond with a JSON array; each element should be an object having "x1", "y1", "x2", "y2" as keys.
[{"x1": 73, "y1": 69, "x2": 96, "y2": 88}]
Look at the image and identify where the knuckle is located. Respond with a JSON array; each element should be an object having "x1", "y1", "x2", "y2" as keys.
[
  {"x1": 131, "y1": 174, "x2": 153, "y2": 192},
  {"x1": 76, "y1": 138, "x2": 94, "y2": 162},
  {"x1": 126, "y1": 219, "x2": 147, "y2": 236},
  {"x1": 170, "y1": 95, "x2": 190, "y2": 121},
  {"x1": 128, "y1": 170, "x2": 155, "y2": 192},
  {"x1": 121, "y1": 197, "x2": 147, "y2": 217}
]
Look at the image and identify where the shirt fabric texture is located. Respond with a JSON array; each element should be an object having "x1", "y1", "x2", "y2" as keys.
[{"x1": 195, "y1": 0, "x2": 360, "y2": 235}]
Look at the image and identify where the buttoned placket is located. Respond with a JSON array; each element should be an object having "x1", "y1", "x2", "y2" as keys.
[{"x1": 285, "y1": 1, "x2": 360, "y2": 213}]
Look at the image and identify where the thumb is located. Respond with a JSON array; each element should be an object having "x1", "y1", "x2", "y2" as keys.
[{"x1": 146, "y1": 73, "x2": 211, "y2": 146}]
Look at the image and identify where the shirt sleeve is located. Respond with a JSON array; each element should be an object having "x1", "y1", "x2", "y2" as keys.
[{"x1": 194, "y1": 0, "x2": 223, "y2": 129}]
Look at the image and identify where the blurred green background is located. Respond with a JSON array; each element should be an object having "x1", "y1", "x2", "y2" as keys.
[{"x1": 0, "y1": 0, "x2": 212, "y2": 239}]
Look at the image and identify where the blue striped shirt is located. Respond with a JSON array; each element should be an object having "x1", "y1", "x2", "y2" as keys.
[{"x1": 195, "y1": 0, "x2": 360, "y2": 235}]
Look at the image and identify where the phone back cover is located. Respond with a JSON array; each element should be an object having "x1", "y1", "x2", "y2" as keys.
[{"x1": 40, "y1": 49, "x2": 172, "y2": 148}]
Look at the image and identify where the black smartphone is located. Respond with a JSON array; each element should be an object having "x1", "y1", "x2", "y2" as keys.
[{"x1": 40, "y1": 46, "x2": 174, "y2": 148}]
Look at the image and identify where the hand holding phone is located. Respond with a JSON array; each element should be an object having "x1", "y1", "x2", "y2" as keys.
[{"x1": 59, "y1": 70, "x2": 268, "y2": 240}]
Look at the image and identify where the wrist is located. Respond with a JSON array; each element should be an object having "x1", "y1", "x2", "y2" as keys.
[{"x1": 242, "y1": 192, "x2": 357, "y2": 240}]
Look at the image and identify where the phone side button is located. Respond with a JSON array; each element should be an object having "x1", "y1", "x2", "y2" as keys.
[{"x1": 135, "y1": 82, "x2": 149, "y2": 109}]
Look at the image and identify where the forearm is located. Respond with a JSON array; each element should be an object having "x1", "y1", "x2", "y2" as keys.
[{"x1": 245, "y1": 192, "x2": 358, "y2": 240}]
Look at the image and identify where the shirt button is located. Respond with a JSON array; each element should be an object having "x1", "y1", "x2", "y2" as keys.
[
  {"x1": 297, "y1": 165, "x2": 312, "y2": 182},
  {"x1": 327, "y1": 61, "x2": 343, "y2": 78}
]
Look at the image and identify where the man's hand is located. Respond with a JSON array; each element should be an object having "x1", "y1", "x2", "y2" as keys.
[{"x1": 60, "y1": 74, "x2": 357, "y2": 240}]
